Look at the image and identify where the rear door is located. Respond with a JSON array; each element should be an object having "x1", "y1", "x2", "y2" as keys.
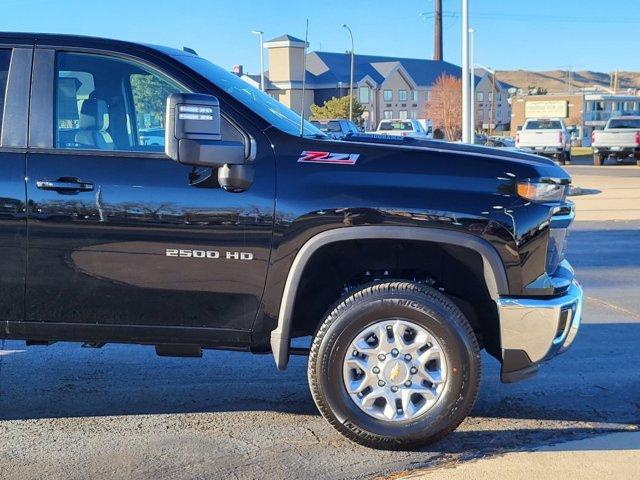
[
  {"x1": 24, "y1": 45, "x2": 275, "y2": 344},
  {"x1": 0, "y1": 40, "x2": 32, "y2": 323}
]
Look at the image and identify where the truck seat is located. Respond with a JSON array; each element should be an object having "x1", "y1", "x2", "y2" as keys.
[{"x1": 75, "y1": 97, "x2": 114, "y2": 150}]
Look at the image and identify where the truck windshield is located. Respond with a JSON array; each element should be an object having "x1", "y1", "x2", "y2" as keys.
[
  {"x1": 525, "y1": 120, "x2": 562, "y2": 130},
  {"x1": 174, "y1": 55, "x2": 325, "y2": 138},
  {"x1": 311, "y1": 120, "x2": 342, "y2": 133},
  {"x1": 608, "y1": 118, "x2": 640, "y2": 129}
]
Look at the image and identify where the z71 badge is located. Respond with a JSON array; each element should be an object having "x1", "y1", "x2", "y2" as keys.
[{"x1": 298, "y1": 151, "x2": 359, "y2": 165}]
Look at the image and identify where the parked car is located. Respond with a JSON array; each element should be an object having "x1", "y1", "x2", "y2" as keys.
[
  {"x1": 486, "y1": 136, "x2": 515, "y2": 148},
  {"x1": 591, "y1": 116, "x2": 640, "y2": 166},
  {"x1": 310, "y1": 119, "x2": 359, "y2": 139},
  {"x1": 0, "y1": 32, "x2": 581, "y2": 450},
  {"x1": 139, "y1": 127, "x2": 165, "y2": 146},
  {"x1": 376, "y1": 119, "x2": 433, "y2": 139},
  {"x1": 515, "y1": 118, "x2": 572, "y2": 164}
]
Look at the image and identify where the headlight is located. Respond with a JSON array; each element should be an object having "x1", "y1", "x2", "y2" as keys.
[{"x1": 517, "y1": 180, "x2": 568, "y2": 202}]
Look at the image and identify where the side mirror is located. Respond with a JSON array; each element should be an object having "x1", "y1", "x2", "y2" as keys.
[{"x1": 165, "y1": 93, "x2": 253, "y2": 192}]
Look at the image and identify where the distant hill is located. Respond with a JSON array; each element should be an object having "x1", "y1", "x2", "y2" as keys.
[{"x1": 494, "y1": 70, "x2": 640, "y2": 94}]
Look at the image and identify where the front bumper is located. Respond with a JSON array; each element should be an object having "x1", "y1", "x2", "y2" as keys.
[{"x1": 498, "y1": 277, "x2": 583, "y2": 383}]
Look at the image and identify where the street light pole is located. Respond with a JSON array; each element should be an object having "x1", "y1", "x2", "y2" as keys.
[
  {"x1": 469, "y1": 28, "x2": 475, "y2": 137},
  {"x1": 341, "y1": 23, "x2": 355, "y2": 122},
  {"x1": 251, "y1": 30, "x2": 265, "y2": 91},
  {"x1": 461, "y1": 0, "x2": 471, "y2": 143}
]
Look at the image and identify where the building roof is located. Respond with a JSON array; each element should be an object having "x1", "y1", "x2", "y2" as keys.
[
  {"x1": 266, "y1": 34, "x2": 306, "y2": 43},
  {"x1": 305, "y1": 51, "x2": 466, "y2": 88},
  {"x1": 473, "y1": 70, "x2": 516, "y2": 91}
]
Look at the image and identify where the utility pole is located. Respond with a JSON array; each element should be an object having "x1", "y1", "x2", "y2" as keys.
[
  {"x1": 251, "y1": 30, "x2": 265, "y2": 91},
  {"x1": 434, "y1": 0, "x2": 443, "y2": 61},
  {"x1": 342, "y1": 24, "x2": 355, "y2": 121},
  {"x1": 461, "y1": 0, "x2": 471, "y2": 143}
]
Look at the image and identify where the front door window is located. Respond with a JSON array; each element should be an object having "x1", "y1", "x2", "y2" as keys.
[{"x1": 55, "y1": 52, "x2": 185, "y2": 152}]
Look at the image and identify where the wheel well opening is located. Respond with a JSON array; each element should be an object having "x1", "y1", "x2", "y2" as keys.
[{"x1": 290, "y1": 239, "x2": 501, "y2": 359}]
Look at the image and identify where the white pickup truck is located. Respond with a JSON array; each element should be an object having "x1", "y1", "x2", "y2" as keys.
[
  {"x1": 515, "y1": 118, "x2": 572, "y2": 164},
  {"x1": 591, "y1": 116, "x2": 640, "y2": 166}
]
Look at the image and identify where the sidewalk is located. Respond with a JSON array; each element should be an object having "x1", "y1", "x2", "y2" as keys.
[{"x1": 401, "y1": 431, "x2": 640, "y2": 480}]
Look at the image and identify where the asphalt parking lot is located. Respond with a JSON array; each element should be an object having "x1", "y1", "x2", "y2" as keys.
[{"x1": 1, "y1": 162, "x2": 639, "y2": 480}]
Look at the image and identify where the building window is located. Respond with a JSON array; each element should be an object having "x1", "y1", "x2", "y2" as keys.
[
  {"x1": 399, "y1": 110, "x2": 408, "y2": 119},
  {"x1": 383, "y1": 89, "x2": 393, "y2": 102},
  {"x1": 426, "y1": 90, "x2": 431, "y2": 102},
  {"x1": 358, "y1": 86, "x2": 370, "y2": 104},
  {"x1": 383, "y1": 110, "x2": 393, "y2": 119},
  {"x1": 411, "y1": 109, "x2": 417, "y2": 119},
  {"x1": 412, "y1": 91, "x2": 418, "y2": 102},
  {"x1": 476, "y1": 92, "x2": 484, "y2": 102},
  {"x1": 488, "y1": 92, "x2": 493, "y2": 102},
  {"x1": 398, "y1": 90, "x2": 408, "y2": 102}
]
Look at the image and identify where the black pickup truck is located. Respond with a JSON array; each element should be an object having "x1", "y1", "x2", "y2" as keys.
[{"x1": 0, "y1": 33, "x2": 582, "y2": 450}]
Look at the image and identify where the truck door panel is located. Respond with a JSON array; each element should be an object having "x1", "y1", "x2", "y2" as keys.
[
  {"x1": 0, "y1": 44, "x2": 31, "y2": 322},
  {"x1": 25, "y1": 49, "x2": 274, "y2": 331}
]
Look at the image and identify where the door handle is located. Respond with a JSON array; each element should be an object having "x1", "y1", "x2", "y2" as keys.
[{"x1": 36, "y1": 178, "x2": 94, "y2": 193}]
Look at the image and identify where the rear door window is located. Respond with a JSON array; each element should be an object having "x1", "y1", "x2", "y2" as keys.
[
  {"x1": 608, "y1": 118, "x2": 640, "y2": 129},
  {"x1": 379, "y1": 121, "x2": 414, "y2": 131},
  {"x1": 525, "y1": 120, "x2": 562, "y2": 130},
  {"x1": 0, "y1": 49, "x2": 13, "y2": 136}
]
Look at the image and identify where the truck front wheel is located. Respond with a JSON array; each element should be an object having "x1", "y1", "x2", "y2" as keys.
[{"x1": 308, "y1": 281, "x2": 481, "y2": 450}]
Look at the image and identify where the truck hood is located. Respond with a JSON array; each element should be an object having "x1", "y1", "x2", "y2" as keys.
[{"x1": 341, "y1": 134, "x2": 564, "y2": 171}]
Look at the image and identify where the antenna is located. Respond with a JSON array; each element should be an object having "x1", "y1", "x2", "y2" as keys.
[{"x1": 300, "y1": 18, "x2": 309, "y2": 137}]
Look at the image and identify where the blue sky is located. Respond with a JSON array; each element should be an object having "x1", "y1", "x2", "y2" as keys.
[{"x1": 5, "y1": 0, "x2": 639, "y2": 73}]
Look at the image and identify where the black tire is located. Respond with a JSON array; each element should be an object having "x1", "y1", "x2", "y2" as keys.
[
  {"x1": 308, "y1": 281, "x2": 481, "y2": 450},
  {"x1": 564, "y1": 150, "x2": 571, "y2": 165},
  {"x1": 593, "y1": 153, "x2": 604, "y2": 166}
]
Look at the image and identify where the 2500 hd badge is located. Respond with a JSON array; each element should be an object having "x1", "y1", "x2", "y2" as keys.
[{"x1": 166, "y1": 249, "x2": 254, "y2": 260}]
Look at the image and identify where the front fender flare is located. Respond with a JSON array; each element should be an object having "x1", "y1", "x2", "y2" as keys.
[{"x1": 270, "y1": 225, "x2": 508, "y2": 370}]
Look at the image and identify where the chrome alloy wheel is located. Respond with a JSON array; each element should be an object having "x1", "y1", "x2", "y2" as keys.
[{"x1": 342, "y1": 319, "x2": 449, "y2": 422}]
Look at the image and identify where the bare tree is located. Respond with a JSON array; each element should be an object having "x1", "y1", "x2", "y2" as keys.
[{"x1": 426, "y1": 74, "x2": 463, "y2": 141}]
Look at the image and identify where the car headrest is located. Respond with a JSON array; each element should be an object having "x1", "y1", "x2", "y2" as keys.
[{"x1": 79, "y1": 98, "x2": 109, "y2": 132}]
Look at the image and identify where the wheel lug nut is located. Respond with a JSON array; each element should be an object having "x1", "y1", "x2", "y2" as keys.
[
  {"x1": 372, "y1": 366, "x2": 380, "y2": 374},
  {"x1": 378, "y1": 380, "x2": 386, "y2": 387},
  {"x1": 391, "y1": 348, "x2": 399, "y2": 357},
  {"x1": 404, "y1": 353, "x2": 412, "y2": 361},
  {"x1": 378, "y1": 353, "x2": 386, "y2": 361},
  {"x1": 410, "y1": 367, "x2": 418, "y2": 374},
  {"x1": 391, "y1": 386, "x2": 398, "y2": 392},
  {"x1": 404, "y1": 380, "x2": 412, "y2": 387}
]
